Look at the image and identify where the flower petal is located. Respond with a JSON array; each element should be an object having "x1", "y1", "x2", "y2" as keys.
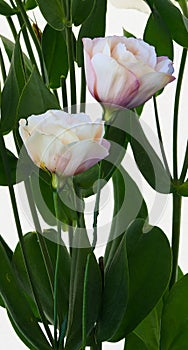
[{"x1": 91, "y1": 53, "x2": 139, "y2": 106}]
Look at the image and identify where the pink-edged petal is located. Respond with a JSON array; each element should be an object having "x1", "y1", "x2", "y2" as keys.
[
  {"x1": 125, "y1": 38, "x2": 157, "y2": 68},
  {"x1": 61, "y1": 139, "x2": 110, "y2": 176},
  {"x1": 126, "y1": 71, "x2": 175, "y2": 109},
  {"x1": 83, "y1": 48, "x2": 97, "y2": 97},
  {"x1": 91, "y1": 53, "x2": 139, "y2": 107},
  {"x1": 156, "y1": 56, "x2": 174, "y2": 75}
]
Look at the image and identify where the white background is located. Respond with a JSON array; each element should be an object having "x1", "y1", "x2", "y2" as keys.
[{"x1": 0, "y1": 1, "x2": 188, "y2": 348}]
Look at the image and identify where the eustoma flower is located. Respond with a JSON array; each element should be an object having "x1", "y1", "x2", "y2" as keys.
[
  {"x1": 19, "y1": 110, "x2": 110, "y2": 176},
  {"x1": 83, "y1": 36, "x2": 175, "y2": 109}
]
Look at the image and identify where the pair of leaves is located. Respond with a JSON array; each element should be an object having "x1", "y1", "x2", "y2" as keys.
[
  {"x1": 97, "y1": 219, "x2": 171, "y2": 342},
  {"x1": 12, "y1": 230, "x2": 70, "y2": 327},
  {"x1": 65, "y1": 229, "x2": 102, "y2": 350},
  {"x1": 1, "y1": 35, "x2": 59, "y2": 134},
  {"x1": 0, "y1": 239, "x2": 53, "y2": 350}
]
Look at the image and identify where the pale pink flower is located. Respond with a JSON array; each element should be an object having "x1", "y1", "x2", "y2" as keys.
[
  {"x1": 83, "y1": 36, "x2": 175, "y2": 109},
  {"x1": 19, "y1": 110, "x2": 110, "y2": 176}
]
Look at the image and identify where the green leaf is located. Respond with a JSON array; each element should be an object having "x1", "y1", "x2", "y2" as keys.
[
  {"x1": 125, "y1": 110, "x2": 172, "y2": 194},
  {"x1": 0, "y1": 149, "x2": 19, "y2": 185},
  {"x1": 1, "y1": 35, "x2": 33, "y2": 72},
  {"x1": 36, "y1": 0, "x2": 65, "y2": 30},
  {"x1": 12, "y1": 231, "x2": 70, "y2": 325},
  {"x1": 72, "y1": 0, "x2": 95, "y2": 26},
  {"x1": 17, "y1": 66, "x2": 60, "y2": 119},
  {"x1": 104, "y1": 165, "x2": 148, "y2": 268},
  {"x1": 97, "y1": 235, "x2": 129, "y2": 342},
  {"x1": 123, "y1": 28, "x2": 136, "y2": 38},
  {"x1": 1, "y1": 37, "x2": 26, "y2": 134},
  {"x1": 42, "y1": 24, "x2": 68, "y2": 89},
  {"x1": 153, "y1": 0, "x2": 188, "y2": 48},
  {"x1": 161, "y1": 274, "x2": 188, "y2": 350},
  {"x1": 111, "y1": 219, "x2": 172, "y2": 341},
  {"x1": 0, "y1": 241, "x2": 52, "y2": 350},
  {"x1": 30, "y1": 171, "x2": 78, "y2": 226},
  {"x1": 24, "y1": 0, "x2": 37, "y2": 11},
  {"x1": 83, "y1": 253, "x2": 102, "y2": 338},
  {"x1": 77, "y1": 0, "x2": 107, "y2": 66},
  {"x1": 124, "y1": 334, "x2": 147, "y2": 350},
  {"x1": 0, "y1": 236, "x2": 13, "y2": 308},
  {"x1": 144, "y1": 10, "x2": 173, "y2": 60},
  {"x1": 125, "y1": 303, "x2": 162, "y2": 350},
  {"x1": 0, "y1": 0, "x2": 17, "y2": 16},
  {"x1": 65, "y1": 229, "x2": 92, "y2": 350}
]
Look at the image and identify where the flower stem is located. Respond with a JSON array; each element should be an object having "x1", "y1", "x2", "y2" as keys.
[
  {"x1": 80, "y1": 66, "x2": 86, "y2": 112},
  {"x1": 169, "y1": 192, "x2": 182, "y2": 288},
  {"x1": 6, "y1": 16, "x2": 17, "y2": 40},
  {"x1": 0, "y1": 134, "x2": 54, "y2": 347},
  {"x1": 0, "y1": 47, "x2": 7, "y2": 83},
  {"x1": 65, "y1": 25, "x2": 77, "y2": 109},
  {"x1": 153, "y1": 96, "x2": 172, "y2": 179},
  {"x1": 52, "y1": 176, "x2": 62, "y2": 349},
  {"x1": 173, "y1": 47, "x2": 187, "y2": 179},
  {"x1": 61, "y1": 76, "x2": 68, "y2": 109},
  {"x1": 15, "y1": 0, "x2": 47, "y2": 83},
  {"x1": 180, "y1": 140, "x2": 188, "y2": 182},
  {"x1": 92, "y1": 164, "x2": 102, "y2": 249}
]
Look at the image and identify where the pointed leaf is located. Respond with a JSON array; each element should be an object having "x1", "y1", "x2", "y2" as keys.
[
  {"x1": 72, "y1": 0, "x2": 95, "y2": 26},
  {"x1": 17, "y1": 66, "x2": 60, "y2": 120},
  {"x1": 42, "y1": 24, "x2": 68, "y2": 88},
  {"x1": 161, "y1": 274, "x2": 188, "y2": 350},
  {"x1": 1, "y1": 37, "x2": 26, "y2": 133},
  {"x1": 111, "y1": 219, "x2": 172, "y2": 341},
  {"x1": 12, "y1": 231, "x2": 70, "y2": 325},
  {"x1": 65, "y1": 228, "x2": 92, "y2": 350},
  {"x1": 153, "y1": 0, "x2": 188, "y2": 48},
  {"x1": 36, "y1": 0, "x2": 65, "y2": 30},
  {"x1": 97, "y1": 235, "x2": 129, "y2": 342},
  {"x1": 0, "y1": 0, "x2": 17, "y2": 16},
  {"x1": 24, "y1": 0, "x2": 37, "y2": 11},
  {"x1": 0, "y1": 241, "x2": 52, "y2": 350}
]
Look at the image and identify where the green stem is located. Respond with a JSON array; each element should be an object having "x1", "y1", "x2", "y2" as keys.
[
  {"x1": 0, "y1": 47, "x2": 7, "y2": 83},
  {"x1": 6, "y1": 16, "x2": 17, "y2": 40},
  {"x1": 173, "y1": 47, "x2": 187, "y2": 179},
  {"x1": 169, "y1": 193, "x2": 182, "y2": 288},
  {"x1": 53, "y1": 89, "x2": 60, "y2": 105},
  {"x1": 80, "y1": 66, "x2": 86, "y2": 112},
  {"x1": 180, "y1": 141, "x2": 188, "y2": 182},
  {"x1": 24, "y1": 178, "x2": 55, "y2": 292},
  {"x1": 0, "y1": 134, "x2": 54, "y2": 347},
  {"x1": 17, "y1": 12, "x2": 39, "y2": 72},
  {"x1": 153, "y1": 96, "x2": 172, "y2": 179},
  {"x1": 82, "y1": 254, "x2": 91, "y2": 350},
  {"x1": 65, "y1": 26, "x2": 77, "y2": 109},
  {"x1": 15, "y1": 0, "x2": 47, "y2": 83},
  {"x1": 179, "y1": 0, "x2": 188, "y2": 17},
  {"x1": 52, "y1": 176, "x2": 62, "y2": 349},
  {"x1": 61, "y1": 76, "x2": 68, "y2": 109},
  {"x1": 92, "y1": 163, "x2": 102, "y2": 249}
]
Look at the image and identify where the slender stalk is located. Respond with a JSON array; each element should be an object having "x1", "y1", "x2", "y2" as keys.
[
  {"x1": 173, "y1": 48, "x2": 187, "y2": 179},
  {"x1": 16, "y1": 13, "x2": 39, "y2": 72},
  {"x1": 53, "y1": 89, "x2": 60, "y2": 105},
  {"x1": 15, "y1": 0, "x2": 47, "y2": 83},
  {"x1": 0, "y1": 47, "x2": 7, "y2": 83},
  {"x1": 61, "y1": 76, "x2": 68, "y2": 109},
  {"x1": 92, "y1": 164, "x2": 102, "y2": 249},
  {"x1": 169, "y1": 193, "x2": 182, "y2": 288},
  {"x1": 24, "y1": 178, "x2": 55, "y2": 292},
  {"x1": 52, "y1": 176, "x2": 62, "y2": 349},
  {"x1": 65, "y1": 26, "x2": 77, "y2": 108},
  {"x1": 0, "y1": 134, "x2": 54, "y2": 347},
  {"x1": 6, "y1": 16, "x2": 17, "y2": 40},
  {"x1": 153, "y1": 96, "x2": 172, "y2": 179},
  {"x1": 80, "y1": 66, "x2": 86, "y2": 112},
  {"x1": 180, "y1": 141, "x2": 188, "y2": 182},
  {"x1": 82, "y1": 254, "x2": 91, "y2": 350}
]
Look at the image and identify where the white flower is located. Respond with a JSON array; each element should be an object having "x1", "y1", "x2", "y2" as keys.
[{"x1": 19, "y1": 110, "x2": 110, "y2": 176}]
